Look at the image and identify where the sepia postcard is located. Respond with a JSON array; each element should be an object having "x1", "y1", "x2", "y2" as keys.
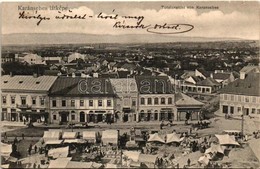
[{"x1": 0, "y1": 1, "x2": 260, "y2": 169}]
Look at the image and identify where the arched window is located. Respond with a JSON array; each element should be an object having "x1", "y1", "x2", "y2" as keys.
[
  {"x1": 147, "y1": 98, "x2": 152, "y2": 105},
  {"x1": 140, "y1": 98, "x2": 145, "y2": 105},
  {"x1": 154, "y1": 98, "x2": 159, "y2": 105},
  {"x1": 168, "y1": 98, "x2": 172, "y2": 104},
  {"x1": 161, "y1": 98, "x2": 165, "y2": 104}
]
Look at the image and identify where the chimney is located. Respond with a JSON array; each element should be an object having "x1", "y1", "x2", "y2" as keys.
[
  {"x1": 10, "y1": 72, "x2": 13, "y2": 77},
  {"x1": 210, "y1": 73, "x2": 213, "y2": 79}
]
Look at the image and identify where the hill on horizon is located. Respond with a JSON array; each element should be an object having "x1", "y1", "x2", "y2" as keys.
[{"x1": 2, "y1": 33, "x2": 248, "y2": 45}]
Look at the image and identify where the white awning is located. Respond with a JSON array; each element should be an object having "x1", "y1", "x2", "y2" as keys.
[
  {"x1": 63, "y1": 139, "x2": 86, "y2": 144},
  {"x1": 166, "y1": 133, "x2": 182, "y2": 143},
  {"x1": 48, "y1": 146, "x2": 69, "y2": 158},
  {"x1": 123, "y1": 151, "x2": 140, "y2": 162},
  {"x1": 48, "y1": 157, "x2": 71, "y2": 168},
  {"x1": 102, "y1": 130, "x2": 118, "y2": 145},
  {"x1": 43, "y1": 131, "x2": 61, "y2": 140},
  {"x1": 45, "y1": 140, "x2": 63, "y2": 145},
  {"x1": 215, "y1": 134, "x2": 240, "y2": 146},
  {"x1": 82, "y1": 131, "x2": 96, "y2": 143},
  {"x1": 62, "y1": 132, "x2": 77, "y2": 139},
  {"x1": 147, "y1": 133, "x2": 165, "y2": 143},
  {"x1": 1, "y1": 142, "x2": 12, "y2": 157},
  {"x1": 138, "y1": 154, "x2": 158, "y2": 164}
]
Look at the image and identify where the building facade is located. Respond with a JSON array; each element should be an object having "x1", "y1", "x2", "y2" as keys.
[
  {"x1": 49, "y1": 77, "x2": 116, "y2": 124},
  {"x1": 135, "y1": 76, "x2": 177, "y2": 121},
  {"x1": 110, "y1": 78, "x2": 138, "y2": 122},
  {"x1": 219, "y1": 67, "x2": 260, "y2": 117},
  {"x1": 1, "y1": 75, "x2": 57, "y2": 122}
]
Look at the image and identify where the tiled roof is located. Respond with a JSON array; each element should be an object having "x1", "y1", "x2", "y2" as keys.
[
  {"x1": 1, "y1": 75, "x2": 57, "y2": 92},
  {"x1": 220, "y1": 72, "x2": 260, "y2": 96},
  {"x1": 197, "y1": 77, "x2": 220, "y2": 86},
  {"x1": 49, "y1": 77, "x2": 115, "y2": 97},
  {"x1": 135, "y1": 76, "x2": 173, "y2": 94},
  {"x1": 175, "y1": 93, "x2": 204, "y2": 106},
  {"x1": 110, "y1": 78, "x2": 138, "y2": 93},
  {"x1": 213, "y1": 73, "x2": 231, "y2": 80},
  {"x1": 197, "y1": 68, "x2": 212, "y2": 78}
]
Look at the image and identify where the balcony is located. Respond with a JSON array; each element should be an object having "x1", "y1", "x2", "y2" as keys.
[{"x1": 16, "y1": 104, "x2": 32, "y2": 109}]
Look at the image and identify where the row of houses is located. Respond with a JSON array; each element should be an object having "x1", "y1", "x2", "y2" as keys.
[{"x1": 1, "y1": 75, "x2": 204, "y2": 124}]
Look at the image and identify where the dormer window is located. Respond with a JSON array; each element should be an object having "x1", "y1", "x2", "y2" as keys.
[
  {"x1": 19, "y1": 81, "x2": 23, "y2": 84},
  {"x1": 4, "y1": 81, "x2": 8, "y2": 83},
  {"x1": 36, "y1": 81, "x2": 40, "y2": 84}
]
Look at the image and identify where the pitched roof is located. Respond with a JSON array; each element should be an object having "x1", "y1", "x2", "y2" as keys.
[
  {"x1": 135, "y1": 76, "x2": 173, "y2": 94},
  {"x1": 197, "y1": 77, "x2": 220, "y2": 86},
  {"x1": 213, "y1": 73, "x2": 231, "y2": 80},
  {"x1": 239, "y1": 65, "x2": 260, "y2": 73},
  {"x1": 110, "y1": 78, "x2": 138, "y2": 93},
  {"x1": 220, "y1": 72, "x2": 260, "y2": 96},
  {"x1": 197, "y1": 68, "x2": 211, "y2": 78},
  {"x1": 49, "y1": 77, "x2": 115, "y2": 97},
  {"x1": 175, "y1": 93, "x2": 204, "y2": 106},
  {"x1": 1, "y1": 75, "x2": 57, "y2": 92}
]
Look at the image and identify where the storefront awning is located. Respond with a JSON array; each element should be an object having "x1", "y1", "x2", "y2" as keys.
[{"x1": 20, "y1": 111, "x2": 48, "y2": 115}]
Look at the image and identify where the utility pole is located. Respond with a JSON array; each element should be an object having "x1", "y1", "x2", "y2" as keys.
[{"x1": 241, "y1": 106, "x2": 244, "y2": 137}]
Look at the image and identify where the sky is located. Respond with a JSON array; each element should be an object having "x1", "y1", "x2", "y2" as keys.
[{"x1": 1, "y1": 1, "x2": 259, "y2": 40}]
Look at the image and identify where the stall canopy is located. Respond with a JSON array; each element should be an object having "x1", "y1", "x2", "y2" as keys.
[
  {"x1": 48, "y1": 157, "x2": 72, "y2": 168},
  {"x1": 45, "y1": 140, "x2": 63, "y2": 145},
  {"x1": 215, "y1": 134, "x2": 240, "y2": 146},
  {"x1": 48, "y1": 146, "x2": 69, "y2": 158},
  {"x1": 205, "y1": 144, "x2": 225, "y2": 154},
  {"x1": 43, "y1": 131, "x2": 61, "y2": 140},
  {"x1": 66, "y1": 161, "x2": 103, "y2": 168},
  {"x1": 105, "y1": 163, "x2": 117, "y2": 168},
  {"x1": 123, "y1": 151, "x2": 140, "y2": 162},
  {"x1": 198, "y1": 155, "x2": 210, "y2": 166},
  {"x1": 63, "y1": 139, "x2": 85, "y2": 144},
  {"x1": 1, "y1": 142, "x2": 12, "y2": 157},
  {"x1": 82, "y1": 131, "x2": 96, "y2": 143},
  {"x1": 62, "y1": 132, "x2": 77, "y2": 139},
  {"x1": 102, "y1": 130, "x2": 118, "y2": 145},
  {"x1": 147, "y1": 133, "x2": 165, "y2": 143},
  {"x1": 166, "y1": 133, "x2": 182, "y2": 144},
  {"x1": 138, "y1": 154, "x2": 158, "y2": 164}
]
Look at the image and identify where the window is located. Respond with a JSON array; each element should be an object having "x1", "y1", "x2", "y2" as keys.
[
  {"x1": 206, "y1": 88, "x2": 210, "y2": 93},
  {"x1": 223, "y1": 105, "x2": 228, "y2": 114},
  {"x1": 230, "y1": 95, "x2": 234, "y2": 101},
  {"x1": 98, "y1": 100, "x2": 102, "y2": 107},
  {"x1": 140, "y1": 98, "x2": 145, "y2": 105},
  {"x1": 238, "y1": 95, "x2": 241, "y2": 102},
  {"x1": 107, "y1": 100, "x2": 111, "y2": 107},
  {"x1": 257, "y1": 109, "x2": 260, "y2": 114},
  {"x1": 71, "y1": 114, "x2": 75, "y2": 120},
  {"x1": 40, "y1": 98, "x2": 45, "y2": 106},
  {"x1": 224, "y1": 94, "x2": 228, "y2": 100},
  {"x1": 161, "y1": 98, "x2": 165, "y2": 104},
  {"x1": 147, "y1": 98, "x2": 152, "y2": 105},
  {"x1": 2, "y1": 96, "x2": 6, "y2": 104},
  {"x1": 154, "y1": 98, "x2": 159, "y2": 105},
  {"x1": 62, "y1": 100, "x2": 66, "y2": 107},
  {"x1": 132, "y1": 100, "x2": 136, "y2": 106},
  {"x1": 245, "y1": 97, "x2": 249, "y2": 102},
  {"x1": 21, "y1": 97, "x2": 26, "y2": 105},
  {"x1": 89, "y1": 100, "x2": 93, "y2": 106},
  {"x1": 168, "y1": 98, "x2": 172, "y2": 104},
  {"x1": 252, "y1": 108, "x2": 256, "y2": 114},
  {"x1": 252, "y1": 97, "x2": 256, "y2": 103},
  {"x1": 230, "y1": 106, "x2": 234, "y2": 114},
  {"x1": 237, "y1": 107, "x2": 241, "y2": 113},
  {"x1": 71, "y1": 100, "x2": 75, "y2": 107},
  {"x1": 80, "y1": 100, "x2": 84, "y2": 107},
  {"x1": 32, "y1": 98, "x2": 36, "y2": 105},
  {"x1": 52, "y1": 100, "x2": 57, "y2": 107},
  {"x1": 53, "y1": 115, "x2": 57, "y2": 120},
  {"x1": 11, "y1": 96, "x2": 15, "y2": 104}
]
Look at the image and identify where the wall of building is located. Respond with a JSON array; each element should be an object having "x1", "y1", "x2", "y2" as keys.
[{"x1": 219, "y1": 93, "x2": 260, "y2": 116}]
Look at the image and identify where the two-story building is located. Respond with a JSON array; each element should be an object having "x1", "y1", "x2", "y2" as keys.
[
  {"x1": 135, "y1": 76, "x2": 177, "y2": 122},
  {"x1": 48, "y1": 77, "x2": 117, "y2": 124},
  {"x1": 219, "y1": 67, "x2": 260, "y2": 117},
  {"x1": 110, "y1": 78, "x2": 138, "y2": 122},
  {"x1": 1, "y1": 75, "x2": 57, "y2": 122}
]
